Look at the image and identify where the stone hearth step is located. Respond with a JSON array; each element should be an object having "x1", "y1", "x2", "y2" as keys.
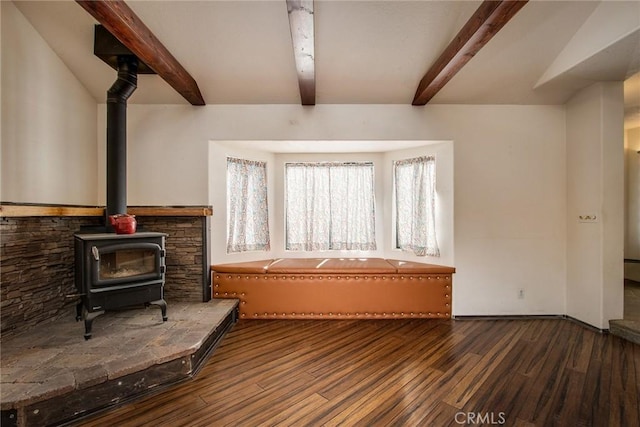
[
  {"x1": 0, "y1": 299, "x2": 239, "y2": 427},
  {"x1": 609, "y1": 319, "x2": 640, "y2": 345}
]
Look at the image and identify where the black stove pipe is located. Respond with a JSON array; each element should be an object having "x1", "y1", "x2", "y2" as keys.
[{"x1": 106, "y1": 56, "x2": 138, "y2": 227}]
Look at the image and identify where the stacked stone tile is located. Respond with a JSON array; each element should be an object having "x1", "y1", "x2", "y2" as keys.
[
  {"x1": 0, "y1": 217, "x2": 101, "y2": 338},
  {"x1": 1, "y1": 215, "x2": 208, "y2": 339},
  {"x1": 136, "y1": 216, "x2": 208, "y2": 302}
]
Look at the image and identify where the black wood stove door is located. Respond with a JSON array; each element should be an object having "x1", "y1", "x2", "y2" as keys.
[
  {"x1": 74, "y1": 232, "x2": 168, "y2": 339},
  {"x1": 92, "y1": 242, "x2": 164, "y2": 287}
]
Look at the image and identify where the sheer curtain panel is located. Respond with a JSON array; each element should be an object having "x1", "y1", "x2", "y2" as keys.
[
  {"x1": 394, "y1": 156, "x2": 439, "y2": 257},
  {"x1": 227, "y1": 157, "x2": 270, "y2": 253},
  {"x1": 286, "y1": 162, "x2": 376, "y2": 251}
]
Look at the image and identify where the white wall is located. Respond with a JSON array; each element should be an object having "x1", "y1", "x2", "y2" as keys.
[
  {"x1": 1, "y1": 2, "x2": 3, "y2": 195},
  {"x1": 1, "y1": 1, "x2": 98, "y2": 205},
  {"x1": 96, "y1": 105, "x2": 210, "y2": 206},
  {"x1": 601, "y1": 82, "x2": 625, "y2": 328},
  {"x1": 625, "y1": 127, "x2": 640, "y2": 261},
  {"x1": 441, "y1": 107, "x2": 567, "y2": 316},
  {"x1": 566, "y1": 82, "x2": 624, "y2": 329},
  {"x1": 113, "y1": 104, "x2": 567, "y2": 317}
]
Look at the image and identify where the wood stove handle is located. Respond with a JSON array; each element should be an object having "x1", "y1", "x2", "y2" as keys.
[{"x1": 91, "y1": 246, "x2": 100, "y2": 261}]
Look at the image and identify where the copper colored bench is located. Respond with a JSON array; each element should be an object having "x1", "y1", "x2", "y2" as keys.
[{"x1": 211, "y1": 258, "x2": 454, "y2": 320}]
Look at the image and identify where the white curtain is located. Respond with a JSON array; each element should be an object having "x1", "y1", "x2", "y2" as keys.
[
  {"x1": 394, "y1": 156, "x2": 439, "y2": 257},
  {"x1": 227, "y1": 157, "x2": 270, "y2": 253},
  {"x1": 286, "y1": 162, "x2": 376, "y2": 251}
]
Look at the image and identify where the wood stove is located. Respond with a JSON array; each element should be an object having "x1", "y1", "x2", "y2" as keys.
[
  {"x1": 71, "y1": 26, "x2": 169, "y2": 340},
  {"x1": 74, "y1": 232, "x2": 168, "y2": 339}
]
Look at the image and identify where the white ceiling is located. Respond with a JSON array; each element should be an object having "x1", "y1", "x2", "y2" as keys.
[{"x1": 11, "y1": 0, "x2": 640, "y2": 123}]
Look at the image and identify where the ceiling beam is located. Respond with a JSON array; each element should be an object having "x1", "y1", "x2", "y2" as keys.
[
  {"x1": 76, "y1": 0, "x2": 205, "y2": 106},
  {"x1": 412, "y1": 0, "x2": 528, "y2": 106},
  {"x1": 287, "y1": 0, "x2": 315, "y2": 105}
]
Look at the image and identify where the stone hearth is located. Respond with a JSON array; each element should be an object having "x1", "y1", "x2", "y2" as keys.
[
  {"x1": 1, "y1": 300, "x2": 238, "y2": 427},
  {"x1": 1, "y1": 202, "x2": 218, "y2": 427}
]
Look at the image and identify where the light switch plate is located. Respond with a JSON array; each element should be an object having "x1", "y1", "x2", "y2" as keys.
[{"x1": 578, "y1": 214, "x2": 598, "y2": 223}]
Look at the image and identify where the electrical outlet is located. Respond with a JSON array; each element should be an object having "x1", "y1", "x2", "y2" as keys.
[{"x1": 518, "y1": 289, "x2": 525, "y2": 299}]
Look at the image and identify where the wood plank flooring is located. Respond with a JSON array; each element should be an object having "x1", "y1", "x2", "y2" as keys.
[{"x1": 77, "y1": 318, "x2": 640, "y2": 427}]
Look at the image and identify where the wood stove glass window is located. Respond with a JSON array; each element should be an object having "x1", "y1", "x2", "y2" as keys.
[{"x1": 100, "y1": 248, "x2": 157, "y2": 281}]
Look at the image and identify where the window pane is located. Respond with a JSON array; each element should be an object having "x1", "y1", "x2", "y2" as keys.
[
  {"x1": 285, "y1": 164, "x2": 331, "y2": 251},
  {"x1": 394, "y1": 156, "x2": 439, "y2": 257},
  {"x1": 227, "y1": 157, "x2": 270, "y2": 253},
  {"x1": 285, "y1": 162, "x2": 376, "y2": 251},
  {"x1": 329, "y1": 164, "x2": 376, "y2": 250}
]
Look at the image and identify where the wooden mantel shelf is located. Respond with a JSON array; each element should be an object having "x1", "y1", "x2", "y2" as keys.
[
  {"x1": 128, "y1": 206, "x2": 213, "y2": 217},
  {"x1": 0, "y1": 204, "x2": 213, "y2": 218},
  {"x1": 0, "y1": 204, "x2": 103, "y2": 217}
]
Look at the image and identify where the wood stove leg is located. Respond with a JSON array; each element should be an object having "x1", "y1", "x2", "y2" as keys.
[
  {"x1": 150, "y1": 299, "x2": 168, "y2": 322},
  {"x1": 83, "y1": 308, "x2": 105, "y2": 340},
  {"x1": 75, "y1": 302, "x2": 83, "y2": 321}
]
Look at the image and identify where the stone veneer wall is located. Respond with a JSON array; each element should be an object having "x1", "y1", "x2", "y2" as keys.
[
  {"x1": 0, "y1": 217, "x2": 102, "y2": 338},
  {"x1": 0, "y1": 215, "x2": 209, "y2": 339},
  {"x1": 136, "y1": 216, "x2": 209, "y2": 303}
]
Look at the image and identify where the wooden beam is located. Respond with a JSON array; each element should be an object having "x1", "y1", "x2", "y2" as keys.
[
  {"x1": 76, "y1": 0, "x2": 205, "y2": 106},
  {"x1": 412, "y1": 0, "x2": 528, "y2": 105},
  {"x1": 287, "y1": 0, "x2": 315, "y2": 105}
]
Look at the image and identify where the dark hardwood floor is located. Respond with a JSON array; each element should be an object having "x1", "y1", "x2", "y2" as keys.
[{"x1": 78, "y1": 318, "x2": 640, "y2": 427}]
